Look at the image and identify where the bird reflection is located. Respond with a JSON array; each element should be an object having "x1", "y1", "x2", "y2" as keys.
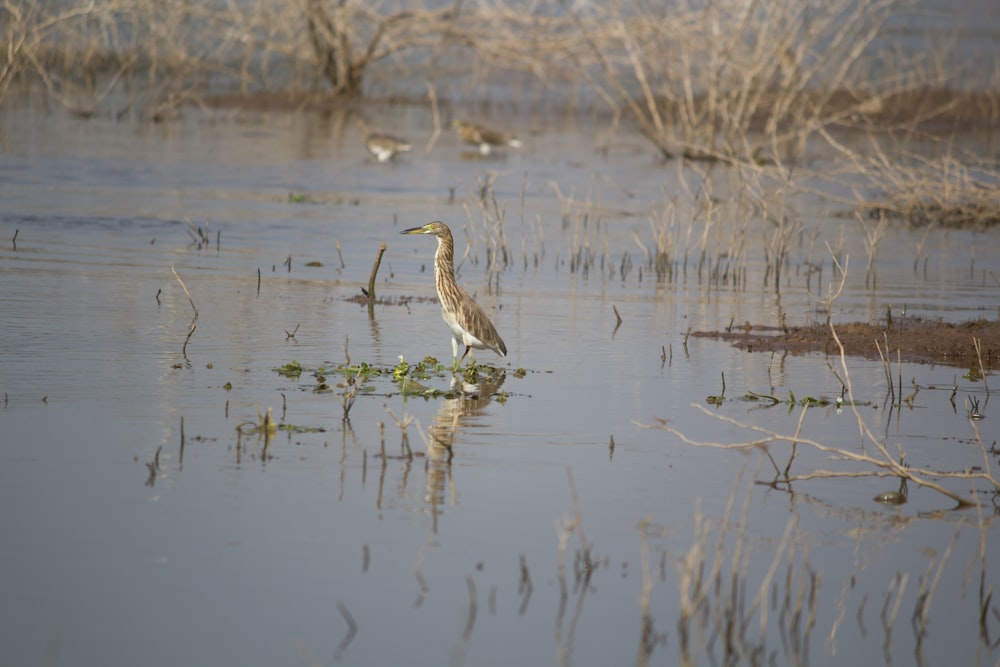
[{"x1": 423, "y1": 368, "x2": 506, "y2": 529}]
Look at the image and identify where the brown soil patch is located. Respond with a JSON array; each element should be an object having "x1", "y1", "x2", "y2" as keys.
[{"x1": 693, "y1": 317, "x2": 1000, "y2": 370}]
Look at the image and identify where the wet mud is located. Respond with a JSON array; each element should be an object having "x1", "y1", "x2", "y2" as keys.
[{"x1": 694, "y1": 317, "x2": 1000, "y2": 369}]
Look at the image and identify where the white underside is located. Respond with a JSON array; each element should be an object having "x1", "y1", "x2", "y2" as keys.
[{"x1": 445, "y1": 317, "x2": 488, "y2": 359}]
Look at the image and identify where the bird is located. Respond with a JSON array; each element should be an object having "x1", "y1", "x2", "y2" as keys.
[
  {"x1": 451, "y1": 119, "x2": 522, "y2": 155},
  {"x1": 400, "y1": 221, "x2": 507, "y2": 367},
  {"x1": 356, "y1": 118, "x2": 412, "y2": 162}
]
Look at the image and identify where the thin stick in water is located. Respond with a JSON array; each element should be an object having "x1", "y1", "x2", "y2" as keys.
[
  {"x1": 171, "y1": 266, "x2": 198, "y2": 317},
  {"x1": 973, "y1": 337, "x2": 989, "y2": 393},
  {"x1": 181, "y1": 323, "x2": 197, "y2": 361},
  {"x1": 368, "y1": 242, "x2": 387, "y2": 305}
]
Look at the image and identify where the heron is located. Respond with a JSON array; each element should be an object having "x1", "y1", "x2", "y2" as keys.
[
  {"x1": 451, "y1": 120, "x2": 522, "y2": 156},
  {"x1": 400, "y1": 221, "x2": 507, "y2": 367},
  {"x1": 356, "y1": 118, "x2": 412, "y2": 163}
]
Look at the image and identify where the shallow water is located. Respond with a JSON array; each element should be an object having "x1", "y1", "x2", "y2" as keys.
[{"x1": 1, "y1": 100, "x2": 999, "y2": 667}]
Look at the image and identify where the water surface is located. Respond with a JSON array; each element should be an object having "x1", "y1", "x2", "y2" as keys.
[{"x1": 1, "y1": 101, "x2": 998, "y2": 667}]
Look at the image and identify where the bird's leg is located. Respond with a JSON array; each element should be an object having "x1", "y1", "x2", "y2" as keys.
[{"x1": 457, "y1": 346, "x2": 472, "y2": 367}]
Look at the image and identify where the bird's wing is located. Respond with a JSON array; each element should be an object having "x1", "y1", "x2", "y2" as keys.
[
  {"x1": 476, "y1": 127, "x2": 507, "y2": 144},
  {"x1": 454, "y1": 288, "x2": 506, "y2": 354}
]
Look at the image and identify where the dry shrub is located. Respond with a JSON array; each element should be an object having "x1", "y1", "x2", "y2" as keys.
[
  {"x1": 865, "y1": 154, "x2": 1000, "y2": 228},
  {"x1": 817, "y1": 125, "x2": 1000, "y2": 228},
  {"x1": 302, "y1": 0, "x2": 460, "y2": 96},
  {"x1": 550, "y1": 0, "x2": 905, "y2": 163},
  {"x1": 0, "y1": 0, "x2": 287, "y2": 118},
  {"x1": 0, "y1": 0, "x2": 367, "y2": 117},
  {"x1": 4, "y1": 0, "x2": 997, "y2": 172}
]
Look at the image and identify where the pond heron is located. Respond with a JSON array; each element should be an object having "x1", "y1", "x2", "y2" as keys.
[
  {"x1": 357, "y1": 118, "x2": 412, "y2": 163},
  {"x1": 451, "y1": 120, "x2": 522, "y2": 155},
  {"x1": 401, "y1": 221, "x2": 507, "y2": 366}
]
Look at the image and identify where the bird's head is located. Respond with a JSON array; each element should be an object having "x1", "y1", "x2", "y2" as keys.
[{"x1": 401, "y1": 221, "x2": 450, "y2": 237}]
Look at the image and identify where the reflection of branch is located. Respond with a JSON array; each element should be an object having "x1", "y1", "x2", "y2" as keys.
[
  {"x1": 913, "y1": 527, "x2": 959, "y2": 649},
  {"x1": 383, "y1": 404, "x2": 414, "y2": 459},
  {"x1": 638, "y1": 402, "x2": 987, "y2": 507},
  {"x1": 290, "y1": 639, "x2": 323, "y2": 667},
  {"x1": 517, "y1": 554, "x2": 532, "y2": 616},
  {"x1": 144, "y1": 446, "x2": 161, "y2": 487},
  {"x1": 412, "y1": 543, "x2": 431, "y2": 608},
  {"x1": 447, "y1": 577, "x2": 478, "y2": 667},
  {"x1": 424, "y1": 81, "x2": 441, "y2": 155},
  {"x1": 639, "y1": 253, "x2": 997, "y2": 507},
  {"x1": 334, "y1": 601, "x2": 358, "y2": 660}
]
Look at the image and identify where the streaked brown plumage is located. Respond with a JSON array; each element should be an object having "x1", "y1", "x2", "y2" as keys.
[
  {"x1": 356, "y1": 118, "x2": 412, "y2": 162},
  {"x1": 451, "y1": 119, "x2": 522, "y2": 155},
  {"x1": 401, "y1": 221, "x2": 507, "y2": 366}
]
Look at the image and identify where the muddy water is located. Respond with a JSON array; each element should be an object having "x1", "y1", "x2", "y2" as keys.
[{"x1": 1, "y1": 104, "x2": 998, "y2": 667}]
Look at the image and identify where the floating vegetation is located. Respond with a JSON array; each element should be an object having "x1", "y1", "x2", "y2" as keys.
[
  {"x1": 235, "y1": 406, "x2": 278, "y2": 438},
  {"x1": 275, "y1": 360, "x2": 304, "y2": 379},
  {"x1": 740, "y1": 390, "x2": 867, "y2": 412},
  {"x1": 343, "y1": 294, "x2": 433, "y2": 307},
  {"x1": 272, "y1": 356, "x2": 511, "y2": 401},
  {"x1": 287, "y1": 192, "x2": 320, "y2": 205},
  {"x1": 705, "y1": 371, "x2": 726, "y2": 406},
  {"x1": 963, "y1": 366, "x2": 989, "y2": 382}
]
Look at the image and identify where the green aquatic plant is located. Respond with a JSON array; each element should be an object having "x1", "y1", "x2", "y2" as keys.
[
  {"x1": 705, "y1": 371, "x2": 726, "y2": 406},
  {"x1": 638, "y1": 317, "x2": 999, "y2": 508},
  {"x1": 276, "y1": 360, "x2": 303, "y2": 379},
  {"x1": 235, "y1": 406, "x2": 278, "y2": 439},
  {"x1": 392, "y1": 357, "x2": 411, "y2": 382},
  {"x1": 963, "y1": 366, "x2": 988, "y2": 382},
  {"x1": 273, "y1": 356, "x2": 511, "y2": 401},
  {"x1": 462, "y1": 363, "x2": 481, "y2": 385},
  {"x1": 739, "y1": 389, "x2": 867, "y2": 413}
]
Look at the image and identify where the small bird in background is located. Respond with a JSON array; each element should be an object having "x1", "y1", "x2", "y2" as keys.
[
  {"x1": 400, "y1": 221, "x2": 507, "y2": 367},
  {"x1": 356, "y1": 118, "x2": 412, "y2": 163},
  {"x1": 451, "y1": 119, "x2": 522, "y2": 156}
]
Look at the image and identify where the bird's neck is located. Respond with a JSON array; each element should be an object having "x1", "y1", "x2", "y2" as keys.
[{"x1": 434, "y1": 238, "x2": 456, "y2": 298}]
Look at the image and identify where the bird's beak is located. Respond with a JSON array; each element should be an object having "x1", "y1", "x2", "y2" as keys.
[{"x1": 401, "y1": 226, "x2": 426, "y2": 235}]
